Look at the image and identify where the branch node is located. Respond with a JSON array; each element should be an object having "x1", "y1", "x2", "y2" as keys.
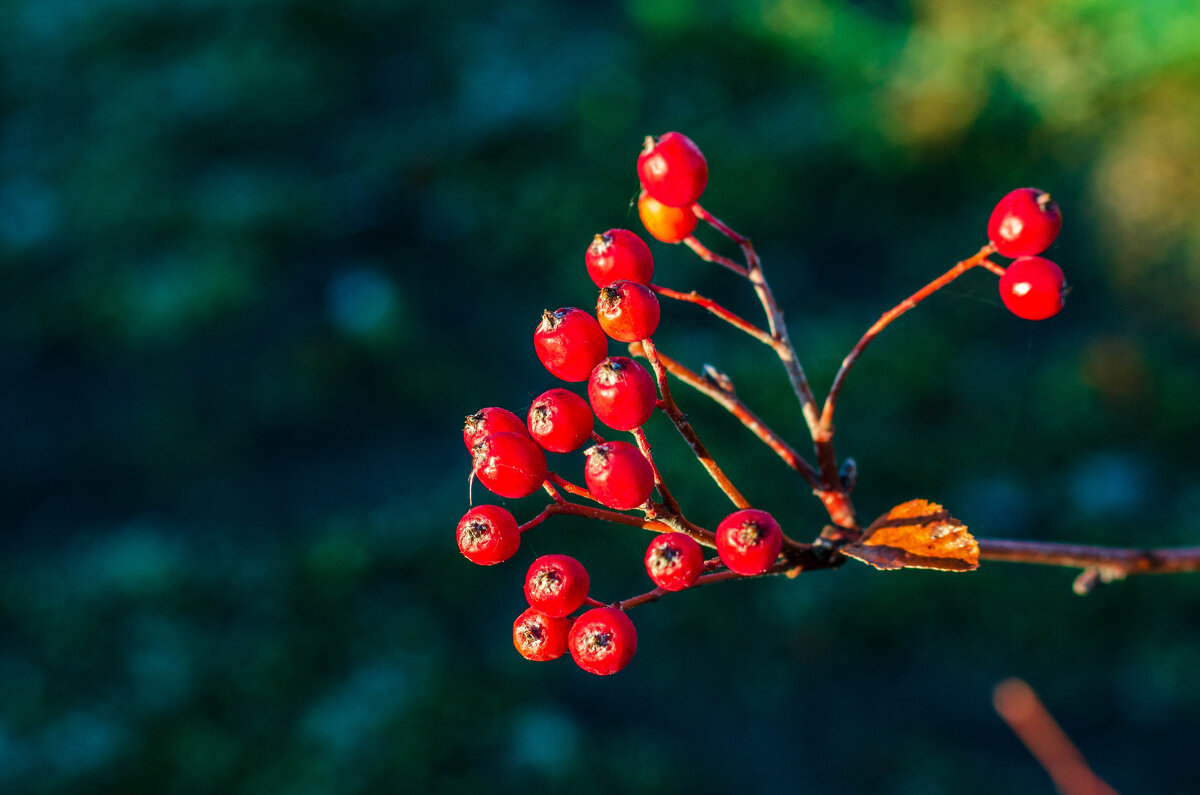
[{"x1": 701, "y1": 363, "x2": 736, "y2": 396}]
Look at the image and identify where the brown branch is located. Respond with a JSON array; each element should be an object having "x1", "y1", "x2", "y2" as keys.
[
  {"x1": 628, "y1": 341, "x2": 822, "y2": 491},
  {"x1": 641, "y1": 337, "x2": 751, "y2": 509},
  {"x1": 538, "y1": 496, "x2": 673, "y2": 533},
  {"x1": 615, "y1": 545, "x2": 842, "y2": 610},
  {"x1": 993, "y1": 678, "x2": 1119, "y2": 795},
  {"x1": 650, "y1": 283, "x2": 776, "y2": 347},
  {"x1": 979, "y1": 539, "x2": 1200, "y2": 583}
]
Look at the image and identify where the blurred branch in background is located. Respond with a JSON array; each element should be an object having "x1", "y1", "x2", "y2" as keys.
[{"x1": 994, "y1": 678, "x2": 1118, "y2": 795}]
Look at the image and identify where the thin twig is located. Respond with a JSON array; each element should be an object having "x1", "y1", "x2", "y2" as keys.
[
  {"x1": 518, "y1": 505, "x2": 556, "y2": 533},
  {"x1": 693, "y1": 204, "x2": 824, "y2": 445},
  {"x1": 650, "y1": 283, "x2": 776, "y2": 347},
  {"x1": 630, "y1": 426, "x2": 681, "y2": 514},
  {"x1": 818, "y1": 243, "x2": 997, "y2": 438},
  {"x1": 617, "y1": 547, "x2": 842, "y2": 610},
  {"x1": 547, "y1": 472, "x2": 599, "y2": 503},
  {"x1": 640, "y1": 337, "x2": 751, "y2": 509},
  {"x1": 979, "y1": 258, "x2": 1006, "y2": 277},
  {"x1": 682, "y1": 235, "x2": 748, "y2": 277},
  {"x1": 627, "y1": 341, "x2": 822, "y2": 490}
]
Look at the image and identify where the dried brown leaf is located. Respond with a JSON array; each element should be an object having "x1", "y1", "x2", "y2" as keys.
[{"x1": 842, "y1": 499, "x2": 979, "y2": 572}]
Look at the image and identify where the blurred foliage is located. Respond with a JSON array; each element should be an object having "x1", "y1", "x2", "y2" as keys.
[{"x1": 2, "y1": 0, "x2": 1200, "y2": 792}]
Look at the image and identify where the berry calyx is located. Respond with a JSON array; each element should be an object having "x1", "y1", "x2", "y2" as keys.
[
  {"x1": 587, "y1": 356, "x2": 657, "y2": 431},
  {"x1": 596, "y1": 280, "x2": 661, "y2": 343},
  {"x1": 644, "y1": 532, "x2": 705, "y2": 591},
  {"x1": 512, "y1": 607, "x2": 572, "y2": 662},
  {"x1": 637, "y1": 191, "x2": 698, "y2": 244},
  {"x1": 585, "y1": 229, "x2": 654, "y2": 288},
  {"x1": 534, "y1": 308, "x2": 609, "y2": 382},
  {"x1": 715, "y1": 508, "x2": 783, "y2": 576},
  {"x1": 471, "y1": 432, "x2": 548, "y2": 499},
  {"x1": 637, "y1": 132, "x2": 709, "y2": 208},
  {"x1": 463, "y1": 407, "x2": 528, "y2": 451},
  {"x1": 527, "y1": 388, "x2": 594, "y2": 453},
  {"x1": 456, "y1": 505, "x2": 521, "y2": 565},
  {"x1": 524, "y1": 554, "x2": 590, "y2": 618},
  {"x1": 998, "y1": 256, "x2": 1067, "y2": 321},
  {"x1": 569, "y1": 607, "x2": 637, "y2": 675},
  {"x1": 987, "y1": 188, "x2": 1062, "y2": 258},
  {"x1": 583, "y1": 441, "x2": 655, "y2": 510}
]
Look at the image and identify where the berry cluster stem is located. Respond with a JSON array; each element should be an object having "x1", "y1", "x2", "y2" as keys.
[
  {"x1": 818, "y1": 244, "x2": 997, "y2": 439},
  {"x1": 630, "y1": 426, "x2": 681, "y2": 514},
  {"x1": 693, "y1": 204, "x2": 822, "y2": 435},
  {"x1": 641, "y1": 337, "x2": 751, "y2": 509},
  {"x1": 628, "y1": 341, "x2": 821, "y2": 490},
  {"x1": 689, "y1": 203, "x2": 855, "y2": 526},
  {"x1": 650, "y1": 284, "x2": 775, "y2": 346}
]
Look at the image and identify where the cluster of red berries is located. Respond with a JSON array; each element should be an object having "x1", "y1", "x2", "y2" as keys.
[
  {"x1": 455, "y1": 132, "x2": 799, "y2": 675},
  {"x1": 455, "y1": 130, "x2": 1072, "y2": 676},
  {"x1": 987, "y1": 188, "x2": 1067, "y2": 320}
]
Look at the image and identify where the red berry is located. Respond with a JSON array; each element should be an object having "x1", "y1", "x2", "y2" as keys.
[
  {"x1": 637, "y1": 132, "x2": 708, "y2": 208},
  {"x1": 987, "y1": 188, "x2": 1062, "y2": 258},
  {"x1": 716, "y1": 508, "x2": 783, "y2": 576},
  {"x1": 463, "y1": 407, "x2": 528, "y2": 451},
  {"x1": 534, "y1": 308, "x2": 609, "y2": 382},
  {"x1": 643, "y1": 532, "x2": 704, "y2": 591},
  {"x1": 524, "y1": 554, "x2": 590, "y2": 618},
  {"x1": 512, "y1": 607, "x2": 572, "y2": 662},
  {"x1": 596, "y1": 280, "x2": 661, "y2": 343},
  {"x1": 569, "y1": 607, "x2": 637, "y2": 675},
  {"x1": 527, "y1": 388, "x2": 594, "y2": 453},
  {"x1": 471, "y1": 432, "x2": 548, "y2": 499},
  {"x1": 587, "y1": 356, "x2": 657, "y2": 431},
  {"x1": 586, "y1": 229, "x2": 654, "y2": 288},
  {"x1": 638, "y1": 191, "x2": 698, "y2": 244},
  {"x1": 583, "y1": 441, "x2": 655, "y2": 510},
  {"x1": 456, "y1": 505, "x2": 521, "y2": 565},
  {"x1": 998, "y1": 256, "x2": 1067, "y2": 321}
]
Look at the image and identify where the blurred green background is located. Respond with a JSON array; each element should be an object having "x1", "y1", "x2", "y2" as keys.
[{"x1": 3, "y1": 0, "x2": 1200, "y2": 792}]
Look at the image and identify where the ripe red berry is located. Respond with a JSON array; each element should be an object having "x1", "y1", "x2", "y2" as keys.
[
  {"x1": 534, "y1": 308, "x2": 609, "y2": 382},
  {"x1": 998, "y1": 256, "x2": 1067, "y2": 321},
  {"x1": 569, "y1": 607, "x2": 637, "y2": 676},
  {"x1": 586, "y1": 229, "x2": 654, "y2": 288},
  {"x1": 637, "y1": 191, "x2": 698, "y2": 244},
  {"x1": 583, "y1": 441, "x2": 655, "y2": 510},
  {"x1": 456, "y1": 505, "x2": 521, "y2": 565},
  {"x1": 637, "y1": 132, "x2": 708, "y2": 208},
  {"x1": 524, "y1": 554, "x2": 590, "y2": 618},
  {"x1": 471, "y1": 432, "x2": 548, "y2": 499},
  {"x1": 987, "y1": 188, "x2": 1062, "y2": 258},
  {"x1": 512, "y1": 607, "x2": 572, "y2": 662},
  {"x1": 716, "y1": 508, "x2": 783, "y2": 576},
  {"x1": 463, "y1": 407, "x2": 528, "y2": 451},
  {"x1": 527, "y1": 388, "x2": 594, "y2": 453},
  {"x1": 596, "y1": 280, "x2": 660, "y2": 343},
  {"x1": 643, "y1": 532, "x2": 705, "y2": 591},
  {"x1": 587, "y1": 356, "x2": 657, "y2": 431}
]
